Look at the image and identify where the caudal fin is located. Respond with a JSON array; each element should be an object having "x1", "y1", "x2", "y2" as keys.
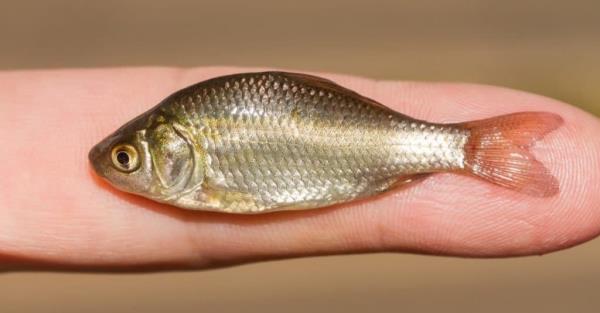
[{"x1": 459, "y1": 112, "x2": 563, "y2": 197}]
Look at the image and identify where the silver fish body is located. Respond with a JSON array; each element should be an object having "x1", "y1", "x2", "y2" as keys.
[{"x1": 89, "y1": 72, "x2": 561, "y2": 213}]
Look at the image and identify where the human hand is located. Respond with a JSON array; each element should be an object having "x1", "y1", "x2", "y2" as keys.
[{"x1": 1, "y1": 67, "x2": 599, "y2": 271}]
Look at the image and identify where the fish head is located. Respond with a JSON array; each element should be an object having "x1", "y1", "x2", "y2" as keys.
[{"x1": 89, "y1": 113, "x2": 202, "y2": 201}]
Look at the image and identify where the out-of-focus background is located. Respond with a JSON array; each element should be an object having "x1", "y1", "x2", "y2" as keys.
[{"x1": 1, "y1": 1, "x2": 599, "y2": 312}]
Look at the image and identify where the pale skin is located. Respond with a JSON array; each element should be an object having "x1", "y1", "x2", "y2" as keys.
[{"x1": 1, "y1": 67, "x2": 599, "y2": 271}]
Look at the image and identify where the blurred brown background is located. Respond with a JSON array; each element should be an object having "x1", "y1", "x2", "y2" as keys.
[{"x1": 1, "y1": 0, "x2": 599, "y2": 312}]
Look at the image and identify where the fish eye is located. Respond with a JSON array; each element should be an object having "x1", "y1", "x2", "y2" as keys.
[{"x1": 111, "y1": 144, "x2": 140, "y2": 172}]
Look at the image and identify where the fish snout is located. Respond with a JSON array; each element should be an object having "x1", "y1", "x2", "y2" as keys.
[
  {"x1": 88, "y1": 144, "x2": 101, "y2": 164},
  {"x1": 88, "y1": 143, "x2": 110, "y2": 178}
]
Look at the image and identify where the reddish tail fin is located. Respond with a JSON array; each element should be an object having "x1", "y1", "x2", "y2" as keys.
[{"x1": 459, "y1": 112, "x2": 563, "y2": 197}]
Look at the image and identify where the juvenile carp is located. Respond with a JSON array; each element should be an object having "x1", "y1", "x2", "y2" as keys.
[{"x1": 89, "y1": 72, "x2": 562, "y2": 213}]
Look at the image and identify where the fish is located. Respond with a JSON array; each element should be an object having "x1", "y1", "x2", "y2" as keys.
[{"x1": 88, "y1": 71, "x2": 562, "y2": 214}]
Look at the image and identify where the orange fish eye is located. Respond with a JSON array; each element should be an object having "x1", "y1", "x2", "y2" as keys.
[{"x1": 111, "y1": 144, "x2": 140, "y2": 173}]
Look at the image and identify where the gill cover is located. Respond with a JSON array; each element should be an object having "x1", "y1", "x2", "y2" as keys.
[{"x1": 147, "y1": 122, "x2": 205, "y2": 196}]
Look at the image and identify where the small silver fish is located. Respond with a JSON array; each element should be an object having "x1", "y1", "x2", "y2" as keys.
[{"x1": 89, "y1": 72, "x2": 562, "y2": 213}]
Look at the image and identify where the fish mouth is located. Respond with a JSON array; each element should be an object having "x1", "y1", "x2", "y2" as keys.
[
  {"x1": 88, "y1": 144, "x2": 108, "y2": 178},
  {"x1": 88, "y1": 144, "x2": 101, "y2": 164}
]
